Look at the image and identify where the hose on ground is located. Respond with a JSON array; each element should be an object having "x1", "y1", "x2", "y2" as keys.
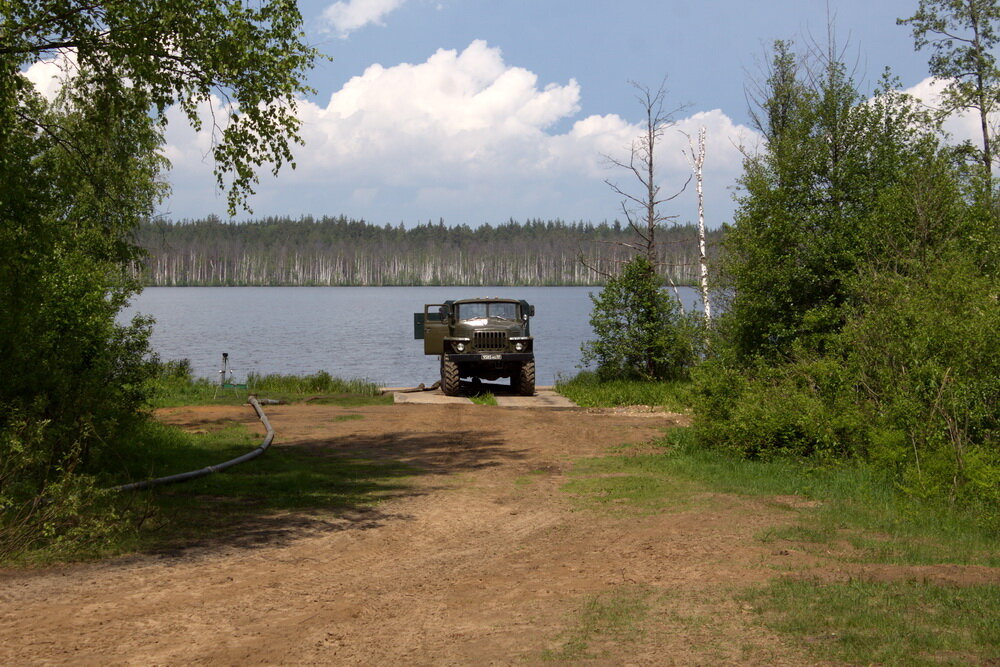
[
  {"x1": 111, "y1": 395, "x2": 275, "y2": 492},
  {"x1": 392, "y1": 380, "x2": 441, "y2": 394}
]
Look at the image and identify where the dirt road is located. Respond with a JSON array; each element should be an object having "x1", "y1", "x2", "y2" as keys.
[{"x1": 0, "y1": 402, "x2": 815, "y2": 664}]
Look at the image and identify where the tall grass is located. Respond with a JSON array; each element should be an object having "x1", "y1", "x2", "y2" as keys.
[
  {"x1": 148, "y1": 359, "x2": 387, "y2": 407},
  {"x1": 555, "y1": 371, "x2": 692, "y2": 409},
  {"x1": 245, "y1": 371, "x2": 381, "y2": 395}
]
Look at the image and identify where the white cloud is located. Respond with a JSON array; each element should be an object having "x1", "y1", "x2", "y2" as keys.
[
  {"x1": 161, "y1": 40, "x2": 757, "y2": 225},
  {"x1": 321, "y1": 0, "x2": 407, "y2": 37}
]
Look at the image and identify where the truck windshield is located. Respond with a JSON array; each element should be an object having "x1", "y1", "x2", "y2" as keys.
[{"x1": 456, "y1": 302, "x2": 518, "y2": 321}]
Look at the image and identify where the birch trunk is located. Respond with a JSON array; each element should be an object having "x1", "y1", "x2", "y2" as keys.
[{"x1": 688, "y1": 126, "x2": 713, "y2": 325}]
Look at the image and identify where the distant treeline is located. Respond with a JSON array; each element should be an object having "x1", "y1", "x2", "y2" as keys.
[{"x1": 133, "y1": 216, "x2": 724, "y2": 286}]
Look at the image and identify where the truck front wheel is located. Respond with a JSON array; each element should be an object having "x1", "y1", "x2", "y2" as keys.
[
  {"x1": 515, "y1": 361, "x2": 535, "y2": 396},
  {"x1": 441, "y1": 358, "x2": 460, "y2": 396}
]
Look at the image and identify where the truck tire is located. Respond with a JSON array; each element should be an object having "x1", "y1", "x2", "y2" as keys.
[
  {"x1": 441, "y1": 358, "x2": 460, "y2": 396},
  {"x1": 515, "y1": 361, "x2": 535, "y2": 396}
]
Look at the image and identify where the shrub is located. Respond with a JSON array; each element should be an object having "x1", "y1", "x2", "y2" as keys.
[
  {"x1": 581, "y1": 256, "x2": 697, "y2": 381},
  {"x1": 694, "y1": 252, "x2": 999, "y2": 516},
  {"x1": 692, "y1": 356, "x2": 868, "y2": 461},
  {"x1": 842, "y1": 255, "x2": 1000, "y2": 509}
]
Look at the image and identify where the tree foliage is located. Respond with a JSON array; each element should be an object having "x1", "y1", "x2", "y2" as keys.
[
  {"x1": 697, "y1": 37, "x2": 999, "y2": 520},
  {"x1": 0, "y1": 1, "x2": 316, "y2": 558},
  {"x1": 581, "y1": 256, "x2": 695, "y2": 381},
  {"x1": 2, "y1": 0, "x2": 317, "y2": 212},
  {"x1": 899, "y1": 0, "x2": 1000, "y2": 176},
  {"x1": 721, "y1": 41, "x2": 953, "y2": 360}
]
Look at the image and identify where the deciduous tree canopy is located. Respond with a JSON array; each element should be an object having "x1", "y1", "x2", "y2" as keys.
[
  {"x1": 0, "y1": 0, "x2": 317, "y2": 556},
  {"x1": 696, "y1": 38, "x2": 999, "y2": 520}
]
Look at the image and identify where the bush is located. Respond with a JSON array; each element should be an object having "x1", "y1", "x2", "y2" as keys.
[
  {"x1": 841, "y1": 255, "x2": 1000, "y2": 509},
  {"x1": 581, "y1": 256, "x2": 697, "y2": 381},
  {"x1": 0, "y1": 409, "x2": 133, "y2": 561},
  {"x1": 692, "y1": 356, "x2": 868, "y2": 461},
  {"x1": 693, "y1": 253, "x2": 999, "y2": 516}
]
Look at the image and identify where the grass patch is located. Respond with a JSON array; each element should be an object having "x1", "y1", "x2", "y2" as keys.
[
  {"x1": 469, "y1": 392, "x2": 497, "y2": 406},
  {"x1": 745, "y1": 578, "x2": 1000, "y2": 665},
  {"x1": 555, "y1": 371, "x2": 692, "y2": 409},
  {"x1": 126, "y1": 421, "x2": 413, "y2": 540},
  {"x1": 329, "y1": 414, "x2": 364, "y2": 423},
  {"x1": 542, "y1": 585, "x2": 651, "y2": 661},
  {"x1": 561, "y1": 428, "x2": 998, "y2": 563},
  {"x1": 514, "y1": 468, "x2": 549, "y2": 486},
  {"x1": 16, "y1": 418, "x2": 417, "y2": 563},
  {"x1": 557, "y1": 427, "x2": 1000, "y2": 662},
  {"x1": 149, "y1": 360, "x2": 388, "y2": 408},
  {"x1": 246, "y1": 371, "x2": 381, "y2": 396},
  {"x1": 563, "y1": 450, "x2": 695, "y2": 514},
  {"x1": 657, "y1": 429, "x2": 1000, "y2": 567}
]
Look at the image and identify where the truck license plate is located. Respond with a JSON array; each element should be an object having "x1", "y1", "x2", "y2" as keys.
[{"x1": 480, "y1": 354, "x2": 502, "y2": 360}]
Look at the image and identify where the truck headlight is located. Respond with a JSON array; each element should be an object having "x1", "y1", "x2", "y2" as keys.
[
  {"x1": 514, "y1": 342, "x2": 524, "y2": 351},
  {"x1": 454, "y1": 342, "x2": 465, "y2": 352}
]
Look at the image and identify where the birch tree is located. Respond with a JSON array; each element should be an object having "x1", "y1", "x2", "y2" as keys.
[
  {"x1": 899, "y1": 0, "x2": 1000, "y2": 178},
  {"x1": 684, "y1": 126, "x2": 712, "y2": 325},
  {"x1": 0, "y1": 0, "x2": 318, "y2": 556}
]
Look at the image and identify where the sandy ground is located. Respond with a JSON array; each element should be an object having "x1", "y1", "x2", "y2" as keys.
[{"x1": 2, "y1": 402, "x2": 995, "y2": 664}]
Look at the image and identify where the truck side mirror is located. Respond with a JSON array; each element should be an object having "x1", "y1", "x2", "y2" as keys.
[{"x1": 529, "y1": 305, "x2": 535, "y2": 317}]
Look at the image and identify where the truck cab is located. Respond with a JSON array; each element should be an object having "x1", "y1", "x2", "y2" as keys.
[{"x1": 414, "y1": 298, "x2": 535, "y2": 396}]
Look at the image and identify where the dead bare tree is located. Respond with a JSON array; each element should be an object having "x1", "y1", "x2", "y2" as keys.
[{"x1": 600, "y1": 79, "x2": 691, "y2": 299}]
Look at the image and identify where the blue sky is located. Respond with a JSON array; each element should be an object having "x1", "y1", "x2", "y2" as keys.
[{"x1": 146, "y1": 0, "x2": 968, "y2": 227}]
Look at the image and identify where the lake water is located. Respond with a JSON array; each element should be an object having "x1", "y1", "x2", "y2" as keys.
[{"x1": 122, "y1": 286, "x2": 702, "y2": 387}]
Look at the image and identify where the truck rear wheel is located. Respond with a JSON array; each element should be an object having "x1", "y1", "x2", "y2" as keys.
[
  {"x1": 441, "y1": 358, "x2": 460, "y2": 396},
  {"x1": 515, "y1": 361, "x2": 535, "y2": 396}
]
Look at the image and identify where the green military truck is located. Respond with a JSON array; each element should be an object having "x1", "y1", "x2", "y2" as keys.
[{"x1": 414, "y1": 297, "x2": 535, "y2": 396}]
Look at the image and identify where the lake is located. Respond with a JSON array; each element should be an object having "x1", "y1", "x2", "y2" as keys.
[{"x1": 122, "y1": 286, "x2": 702, "y2": 387}]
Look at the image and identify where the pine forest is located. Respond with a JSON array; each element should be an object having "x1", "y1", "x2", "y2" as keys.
[{"x1": 134, "y1": 216, "x2": 723, "y2": 286}]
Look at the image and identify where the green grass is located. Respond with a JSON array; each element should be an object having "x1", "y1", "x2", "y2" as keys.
[
  {"x1": 541, "y1": 586, "x2": 652, "y2": 661},
  {"x1": 559, "y1": 427, "x2": 1000, "y2": 664},
  {"x1": 5, "y1": 364, "x2": 396, "y2": 565},
  {"x1": 514, "y1": 468, "x2": 549, "y2": 486},
  {"x1": 468, "y1": 391, "x2": 497, "y2": 406},
  {"x1": 246, "y1": 371, "x2": 382, "y2": 396},
  {"x1": 663, "y1": 430, "x2": 999, "y2": 566},
  {"x1": 563, "y1": 450, "x2": 696, "y2": 513},
  {"x1": 745, "y1": 579, "x2": 1000, "y2": 665},
  {"x1": 149, "y1": 361, "x2": 389, "y2": 408},
  {"x1": 568, "y1": 428, "x2": 999, "y2": 565},
  {"x1": 555, "y1": 371, "x2": 692, "y2": 409},
  {"x1": 39, "y1": 418, "x2": 418, "y2": 561},
  {"x1": 329, "y1": 414, "x2": 364, "y2": 423}
]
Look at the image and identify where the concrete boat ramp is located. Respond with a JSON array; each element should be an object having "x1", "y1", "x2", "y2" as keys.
[{"x1": 386, "y1": 386, "x2": 578, "y2": 408}]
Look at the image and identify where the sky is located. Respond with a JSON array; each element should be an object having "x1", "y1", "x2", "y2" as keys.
[{"x1": 26, "y1": 0, "x2": 989, "y2": 228}]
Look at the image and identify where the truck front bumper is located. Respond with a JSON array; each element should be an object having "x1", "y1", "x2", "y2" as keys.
[{"x1": 445, "y1": 353, "x2": 534, "y2": 363}]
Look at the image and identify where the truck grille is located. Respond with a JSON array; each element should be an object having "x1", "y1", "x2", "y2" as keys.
[{"x1": 474, "y1": 330, "x2": 507, "y2": 351}]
